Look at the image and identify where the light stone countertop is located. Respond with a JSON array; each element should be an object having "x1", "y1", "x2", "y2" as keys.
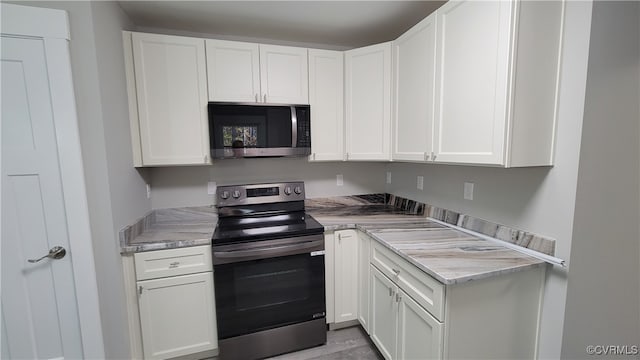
[{"x1": 120, "y1": 197, "x2": 544, "y2": 285}]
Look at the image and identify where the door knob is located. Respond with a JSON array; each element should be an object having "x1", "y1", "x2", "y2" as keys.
[{"x1": 28, "y1": 246, "x2": 66, "y2": 263}]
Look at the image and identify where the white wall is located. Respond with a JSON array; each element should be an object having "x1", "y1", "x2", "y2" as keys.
[
  {"x1": 561, "y1": 1, "x2": 640, "y2": 357},
  {"x1": 384, "y1": 2, "x2": 594, "y2": 358},
  {"x1": 150, "y1": 158, "x2": 386, "y2": 209},
  {"x1": 7, "y1": 1, "x2": 152, "y2": 358}
]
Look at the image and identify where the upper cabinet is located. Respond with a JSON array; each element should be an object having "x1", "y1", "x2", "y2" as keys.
[
  {"x1": 206, "y1": 40, "x2": 309, "y2": 104},
  {"x1": 205, "y1": 40, "x2": 260, "y2": 102},
  {"x1": 125, "y1": 32, "x2": 210, "y2": 167},
  {"x1": 392, "y1": 13, "x2": 437, "y2": 162},
  {"x1": 433, "y1": 0, "x2": 564, "y2": 166},
  {"x1": 259, "y1": 44, "x2": 309, "y2": 104},
  {"x1": 345, "y1": 42, "x2": 392, "y2": 161},
  {"x1": 308, "y1": 49, "x2": 344, "y2": 161}
]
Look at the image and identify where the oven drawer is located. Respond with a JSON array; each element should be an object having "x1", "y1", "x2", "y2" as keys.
[
  {"x1": 134, "y1": 245, "x2": 213, "y2": 281},
  {"x1": 371, "y1": 241, "x2": 445, "y2": 321}
]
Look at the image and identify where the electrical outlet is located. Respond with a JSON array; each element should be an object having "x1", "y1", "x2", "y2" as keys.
[
  {"x1": 417, "y1": 176, "x2": 424, "y2": 190},
  {"x1": 464, "y1": 182, "x2": 474, "y2": 200},
  {"x1": 207, "y1": 181, "x2": 217, "y2": 195},
  {"x1": 336, "y1": 174, "x2": 344, "y2": 186},
  {"x1": 146, "y1": 184, "x2": 151, "y2": 199},
  {"x1": 386, "y1": 172, "x2": 392, "y2": 184}
]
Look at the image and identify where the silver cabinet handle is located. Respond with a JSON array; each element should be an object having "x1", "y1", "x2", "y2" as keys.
[
  {"x1": 392, "y1": 268, "x2": 400, "y2": 276},
  {"x1": 139, "y1": 285, "x2": 143, "y2": 295},
  {"x1": 263, "y1": 94, "x2": 267, "y2": 103},
  {"x1": 255, "y1": 93, "x2": 258, "y2": 102},
  {"x1": 389, "y1": 287, "x2": 393, "y2": 297},
  {"x1": 169, "y1": 261, "x2": 180, "y2": 268},
  {"x1": 28, "y1": 246, "x2": 66, "y2": 263},
  {"x1": 396, "y1": 292, "x2": 402, "y2": 303}
]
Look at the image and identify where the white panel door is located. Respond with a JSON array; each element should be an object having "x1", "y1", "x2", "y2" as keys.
[
  {"x1": 345, "y1": 42, "x2": 392, "y2": 161},
  {"x1": 334, "y1": 230, "x2": 359, "y2": 323},
  {"x1": 259, "y1": 44, "x2": 309, "y2": 104},
  {"x1": 370, "y1": 266, "x2": 397, "y2": 360},
  {"x1": 397, "y1": 288, "x2": 443, "y2": 360},
  {"x1": 132, "y1": 32, "x2": 210, "y2": 165},
  {"x1": 308, "y1": 49, "x2": 344, "y2": 161},
  {"x1": 433, "y1": 0, "x2": 513, "y2": 165},
  {"x1": 138, "y1": 272, "x2": 217, "y2": 360},
  {"x1": 392, "y1": 13, "x2": 437, "y2": 162},
  {"x1": 1, "y1": 36, "x2": 83, "y2": 359},
  {"x1": 205, "y1": 39, "x2": 261, "y2": 102},
  {"x1": 357, "y1": 232, "x2": 371, "y2": 333}
]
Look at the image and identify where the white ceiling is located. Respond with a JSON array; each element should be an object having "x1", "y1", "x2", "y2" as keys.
[{"x1": 117, "y1": 1, "x2": 445, "y2": 49}]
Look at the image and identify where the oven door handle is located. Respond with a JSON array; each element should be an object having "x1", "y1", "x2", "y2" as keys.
[{"x1": 213, "y1": 239, "x2": 324, "y2": 264}]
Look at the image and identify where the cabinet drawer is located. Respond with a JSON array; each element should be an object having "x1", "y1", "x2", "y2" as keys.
[
  {"x1": 134, "y1": 245, "x2": 212, "y2": 281},
  {"x1": 371, "y1": 241, "x2": 445, "y2": 321}
]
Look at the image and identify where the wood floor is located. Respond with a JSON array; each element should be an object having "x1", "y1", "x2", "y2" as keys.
[{"x1": 268, "y1": 326, "x2": 382, "y2": 360}]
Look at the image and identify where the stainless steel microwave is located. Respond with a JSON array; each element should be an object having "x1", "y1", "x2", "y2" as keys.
[{"x1": 208, "y1": 102, "x2": 311, "y2": 159}]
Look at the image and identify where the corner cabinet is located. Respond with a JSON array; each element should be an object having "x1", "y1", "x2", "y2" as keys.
[
  {"x1": 345, "y1": 42, "x2": 392, "y2": 161},
  {"x1": 205, "y1": 40, "x2": 309, "y2": 104},
  {"x1": 133, "y1": 246, "x2": 218, "y2": 360},
  {"x1": 432, "y1": 0, "x2": 564, "y2": 166},
  {"x1": 308, "y1": 49, "x2": 344, "y2": 161},
  {"x1": 123, "y1": 32, "x2": 211, "y2": 167},
  {"x1": 392, "y1": 13, "x2": 437, "y2": 162}
]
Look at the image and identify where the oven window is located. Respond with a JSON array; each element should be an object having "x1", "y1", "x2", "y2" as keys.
[{"x1": 214, "y1": 253, "x2": 325, "y2": 339}]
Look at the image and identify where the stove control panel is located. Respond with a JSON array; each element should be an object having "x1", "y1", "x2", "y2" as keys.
[{"x1": 216, "y1": 182, "x2": 306, "y2": 207}]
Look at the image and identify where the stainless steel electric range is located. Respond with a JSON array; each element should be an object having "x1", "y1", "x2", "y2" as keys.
[{"x1": 212, "y1": 182, "x2": 326, "y2": 360}]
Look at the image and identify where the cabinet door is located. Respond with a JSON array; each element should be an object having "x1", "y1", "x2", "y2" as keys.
[
  {"x1": 138, "y1": 272, "x2": 217, "y2": 359},
  {"x1": 397, "y1": 288, "x2": 443, "y2": 360},
  {"x1": 357, "y1": 232, "x2": 371, "y2": 333},
  {"x1": 205, "y1": 39, "x2": 260, "y2": 102},
  {"x1": 370, "y1": 266, "x2": 397, "y2": 360},
  {"x1": 132, "y1": 33, "x2": 210, "y2": 166},
  {"x1": 324, "y1": 233, "x2": 335, "y2": 324},
  {"x1": 433, "y1": 1, "x2": 513, "y2": 165},
  {"x1": 259, "y1": 44, "x2": 309, "y2": 104},
  {"x1": 345, "y1": 42, "x2": 392, "y2": 161},
  {"x1": 334, "y1": 230, "x2": 359, "y2": 323},
  {"x1": 308, "y1": 49, "x2": 344, "y2": 161},
  {"x1": 392, "y1": 13, "x2": 437, "y2": 162}
]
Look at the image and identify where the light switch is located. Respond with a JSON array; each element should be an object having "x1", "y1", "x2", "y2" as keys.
[
  {"x1": 207, "y1": 181, "x2": 217, "y2": 195},
  {"x1": 417, "y1": 176, "x2": 424, "y2": 190},
  {"x1": 386, "y1": 172, "x2": 392, "y2": 184},
  {"x1": 464, "y1": 182, "x2": 474, "y2": 200},
  {"x1": 336, "y1": 174, "x2": 344, "y2": 186}
]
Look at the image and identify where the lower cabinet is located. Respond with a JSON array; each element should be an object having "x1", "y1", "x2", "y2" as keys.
[
  {"x1": 370, "y1": 266, "x2": 443, "y2": 360},
  {"x1": 132, "y1": 245, "x2": 218, "y2": 360},
  {"x1": 325, "y1": 230, "x2": 359, "y2": 325}
]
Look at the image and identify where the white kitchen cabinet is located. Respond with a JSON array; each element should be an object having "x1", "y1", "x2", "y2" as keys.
[
  {"x1": 205, "y1": 41, "x2": 309, "y2": 104},
  {"x1": 357, "y1": 231, "x2": 371, "y2": 333},
  {"x1": 260, "y1": 44, "x2": 309, "y2": 104},
  {"x1": 345, "y1": 42, "x2": 392, "y2": 161},
  {"x1": 326, "y1": 230, "x2": 359, "y2": 326},
  {"x1": 370, "y1": 262, "x2": 443, "y2": 360},
  {"x1": 308, "y1": 49, "x2": 344, "y2": 161},
  {"x1": 392, "y1": 13, "x2": 437, "y2": 162},
  {"x1": 205, "y1": 39, "x2": 261, "y2": 102},
  {"x1": 134, "y1": 246, "x2": 217, "y2": 360},
  {"x1": 433, "y1": 0, "x2": 564, "y2": 166},
  {"x1": 125, "y1": 32, "x2": 210, "y2": 166},
  {"x1": 333, "y1": 230, "x2": 359, "y2": 323},
  {"x1": 367, "y1": 237, "x2": 544, "y2": 360}
]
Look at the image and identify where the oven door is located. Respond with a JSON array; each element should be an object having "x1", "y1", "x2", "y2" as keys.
[{"x1": 213, "y1": 234, "x2": 325, "y2": 339}]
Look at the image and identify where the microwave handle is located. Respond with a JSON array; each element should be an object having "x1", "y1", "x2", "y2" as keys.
[{"x1": 291, "y1": 106, "x2": 297, "y2": 148}]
